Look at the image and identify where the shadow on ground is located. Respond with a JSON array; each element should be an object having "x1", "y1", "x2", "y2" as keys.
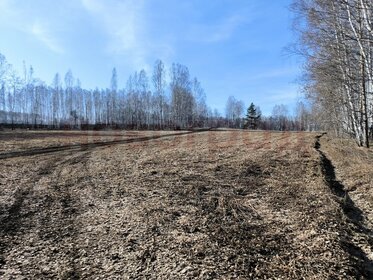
[{"x1": 315, "y1": 134, "x2": 373, "y2": 278}]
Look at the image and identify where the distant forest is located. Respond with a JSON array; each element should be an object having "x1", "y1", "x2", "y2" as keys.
[{"x1": 0, "y1": 52, "x2": 312, "y2": 131}]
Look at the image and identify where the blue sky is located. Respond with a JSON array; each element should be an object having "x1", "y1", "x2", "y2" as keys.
[{"x1": 0, "y1": 0, "x2": 303, "y2": 116}]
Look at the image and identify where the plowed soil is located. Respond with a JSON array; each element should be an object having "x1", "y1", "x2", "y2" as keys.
[{"x1": 0, "y1": 130, "x2": 372, "y2": 279}]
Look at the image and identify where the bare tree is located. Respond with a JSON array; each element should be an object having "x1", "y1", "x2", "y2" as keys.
[
  {"x1": 272, "y1": 104, "x2": 289, "y2": 131},
  {"x1": 192, "y1": 78, "x2": 208, "y2": 127},
  {"x1": 225, "y1": 96, "x2": 244, "y2": 128},
  {"x1": 52, "y1": 73, "x2": 61, "y2": 128},
  {"x1": 291, "y1": 0, "x2": 373, "y2": 146},
  {"x1": 170, "y1": 63, "x2": 194, "y2": 128},
  {"x1": 0, "y1": 52, "x2": 222, "y2": 130},
  {"x1": 152, "y1": 60, "x2": 167, "y2": 129}
]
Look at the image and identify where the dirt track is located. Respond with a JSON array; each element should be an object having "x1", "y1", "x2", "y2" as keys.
[{"x1": 0, "y1": 130, "x2": 371, "y2": 279}]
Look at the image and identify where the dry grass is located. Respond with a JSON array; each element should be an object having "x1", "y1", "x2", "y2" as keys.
[
  {"x1": 0, "y1": 130, "x2": 368, "y2": 279},
  {"x1": 320, "y1": 136, "x2": 373, "y2": 191},
  {"x1": 0, "y1": 130, "x2": 186, "y2": 153},
  {"x1": 319, "y1": 135, "x2": 373, "y2": 273}
]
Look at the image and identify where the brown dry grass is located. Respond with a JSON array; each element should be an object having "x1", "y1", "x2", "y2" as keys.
[
  {"x1": 0, "y1": 130, "x2": 368, "y2": 279},
  {"x1": 319, "y1": 135, "x2": 373, "y2": 273},
  {"x1": 0, "y1": 130, "x2": 186, "y2": 153},
  {"x1": 320, "y1": 136, "x2": 373, "y2": 192}
]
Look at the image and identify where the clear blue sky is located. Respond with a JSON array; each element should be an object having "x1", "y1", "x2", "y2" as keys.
[{"x1": 0, "y1": 0, "x2": 303, "y2": 116}]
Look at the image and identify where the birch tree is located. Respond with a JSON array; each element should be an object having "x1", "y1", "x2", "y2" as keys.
[
  {"x1": 292, "y1": 0, "x2": 373, "y2": 146},
  {"x1": 152, "y1": 60, "x2": 167, "y2": 129}
]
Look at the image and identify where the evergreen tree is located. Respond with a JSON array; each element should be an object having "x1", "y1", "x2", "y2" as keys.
[{"x1": 245, "y1": 102, "x2": 261, "y2": 129}]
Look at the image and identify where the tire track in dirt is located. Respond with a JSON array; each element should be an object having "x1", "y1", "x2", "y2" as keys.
[
  {"x1": 35, "y1": 151, "x2": 91, "y2": 279},
  {"x1": 0, "y1": 130, "x2": 210, "y2": 160},
  {"x1": 1, "y1": 131, "x2": 218, "y2": 278},
  {"x1": 0, "y1": 149, "x2": 91, "y2": 278},
  {"x1": 0, "y1": 150, "x2": 78, "y2": 237},
  {"x1": 1, "y1": 131, "x2": 357, "y2": 278},
  {"x1": 315, "y1": 133, "x2": 373, "y2": 278}
]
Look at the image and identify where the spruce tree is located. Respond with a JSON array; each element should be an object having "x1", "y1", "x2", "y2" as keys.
[{"x1": 245, "y1": 102, "x2": 261, "y2": 129}]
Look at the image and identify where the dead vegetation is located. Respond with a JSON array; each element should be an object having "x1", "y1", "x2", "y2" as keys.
[
  {"x1": 0, "y1": 130, "x2": 371, "y2": 279},
  {"x1": 317, "y1": 135, "x2": 373, "y2": 277}
]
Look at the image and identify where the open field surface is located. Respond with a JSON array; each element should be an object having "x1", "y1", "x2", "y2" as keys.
[
  {"x1": 0, "y1": 130, "x2": 188, "y2": 155},
  {"x1": 0, "y1": 130, "x2": 372, "y2": 279}
]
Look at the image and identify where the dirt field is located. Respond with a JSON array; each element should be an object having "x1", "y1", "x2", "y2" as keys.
[{"x1": 0, "y1": 130, "x2": 372, "y2": 279}]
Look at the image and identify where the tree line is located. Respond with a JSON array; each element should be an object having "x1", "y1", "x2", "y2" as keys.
[
  {"x1": 0, "y1": 54, "x2": 216, "y2": 129},
  {"x1": 0, "y1": 52, "x2": 313, "y2": 131},
  {"x1": 291, "y1": 0, "x2": 373, "y2": 147},
  {"x1": 225, "y1": 96, "x2": 315, "y2": 131}
]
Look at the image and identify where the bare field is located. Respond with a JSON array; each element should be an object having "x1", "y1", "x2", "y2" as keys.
[{"x1": 0, "y1": 130, "x2": 371, "y2": 279}]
